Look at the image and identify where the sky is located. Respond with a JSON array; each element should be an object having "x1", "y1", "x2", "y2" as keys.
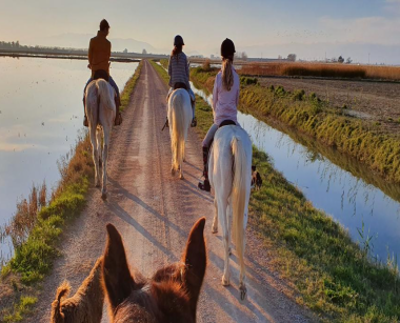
[{"x1": 0, "y1": 0, "x2": 399, "y2": 64}]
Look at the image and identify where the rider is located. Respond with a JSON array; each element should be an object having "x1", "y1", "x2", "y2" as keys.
[
  {"x1": 83, "y1": 19, "x2": 122, "y2": 127},
  {"x1": 166, "y1": 35, "x2": 197, "y2": 127},
  {"x1": 198, "y1": 38, "x2": 240, "y2": 192}
]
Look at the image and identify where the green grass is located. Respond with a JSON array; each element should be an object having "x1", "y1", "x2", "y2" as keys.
[
  {"x1": 150, "y1": 60, "x2": 169, "y2": 85},
  {"x1": 150, "y1": 64, "x2": 400, "y2": 322},
  {"x1": 2, "y1": 296, "x2": 37, "y2": 322},
  {"x1": 120, "y1": 60, "x2": 143, "y2": 111},
  {"x1": 0, "y1": 61, "x2": 144, "y2": 322},
  {"x1": 190, "y1": 67, "x2": 400, "y2": 185}
]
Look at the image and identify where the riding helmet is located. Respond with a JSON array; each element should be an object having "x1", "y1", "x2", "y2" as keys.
[
  {"x1": 174, "y1": 35, "x2": 185, "y2": 46},
  {"x1": 100, "y1": 19, "x2": 110, "y2": 31},
  {"x1": 221, "y1": 38, "x2": 236, "y2": 59}
]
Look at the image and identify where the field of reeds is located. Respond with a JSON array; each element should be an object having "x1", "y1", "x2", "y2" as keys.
[
  {"x1": 240, "y1": 62, "x2": 400, "y2": 81},
  {"x1": 0, "y1": 61, "x2": 143, "y2": 322},
  {"x1": 151, "y1": 61, "x2": 400, "y2": 323}
]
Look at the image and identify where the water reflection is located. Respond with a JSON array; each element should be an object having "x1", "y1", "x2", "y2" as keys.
[
  {"x1": 191, "y1": 82, "x2": 400, "y2": 261},
  {"x1": 0, "y1": 57, "x2": 138, "y2": 263}
]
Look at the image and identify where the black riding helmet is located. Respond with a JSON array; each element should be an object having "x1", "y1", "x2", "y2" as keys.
[
  {"x1": 221, "y1": 38, "x2": 236, "y2": 59},
  {"x1": 174, "y1": 35, "x2": 185, "y2": 46}
]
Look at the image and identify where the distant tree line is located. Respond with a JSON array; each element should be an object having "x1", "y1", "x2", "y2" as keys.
[{"x1": 0, "y1": 40, "x2": 167, "y2": 58}]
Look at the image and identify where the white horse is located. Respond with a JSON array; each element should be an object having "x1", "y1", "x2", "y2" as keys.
[
  {"x1": 85, "y1": 79, "x2": 116, "y2": 199},
  {"x1": 167, "y1": 89, "x2": 192, "y2": 179},
  {"x1": 209, "y1": 125, "x2": 252, "y2": 300}
]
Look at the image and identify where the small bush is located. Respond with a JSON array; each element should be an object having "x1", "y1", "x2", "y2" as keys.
[{"x1": 293, "y1": 89, "x2": 306, "y2": 101}]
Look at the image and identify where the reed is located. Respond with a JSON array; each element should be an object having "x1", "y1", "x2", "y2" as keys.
[{"x1": 240, "y1": 62, "x2": 400, "y2": 81}]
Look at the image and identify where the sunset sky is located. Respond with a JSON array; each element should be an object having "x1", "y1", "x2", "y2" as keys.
[{"x1": 1, "y1": 0, "x2": 399, "y2": 63}]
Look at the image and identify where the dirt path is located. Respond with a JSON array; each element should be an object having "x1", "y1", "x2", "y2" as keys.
[{"x1": 26, "y1": 60, "x2": 316, "y2": 323}]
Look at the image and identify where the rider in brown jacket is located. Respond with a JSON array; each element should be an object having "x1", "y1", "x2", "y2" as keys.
[{"x1": 83, "y1": 19, "x2": 122, "y2": 126}]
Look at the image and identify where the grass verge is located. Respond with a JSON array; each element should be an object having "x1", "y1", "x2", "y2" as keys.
[
  {"x1": 152, "y1": 62, "x2": 400, "y2": 322},
  {"x1": 0, "y1": 60, "x2": 143, "y2": 322},
  {"x1": 190, "y1": 67, "x2": 400, "y2": 185}
]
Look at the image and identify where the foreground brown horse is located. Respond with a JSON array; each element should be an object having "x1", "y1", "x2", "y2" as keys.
[{"x1": 102, "y1": 218, "x2": 207, "y2": 322}]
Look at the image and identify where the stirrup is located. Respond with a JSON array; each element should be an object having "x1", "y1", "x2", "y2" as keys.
[
  {"x1": 115, "y1": 113, "x2": 122, "y2": 126},
  {"x1": 198, "y1": 179, "x2": 211, "y2": 192},
  {"x1": 191, "y1": 117, "x2": 197, "y2": 127}
]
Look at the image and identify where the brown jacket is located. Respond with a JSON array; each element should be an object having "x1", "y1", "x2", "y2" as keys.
[{"x1": 88, "y1": 30, "x2": 111, "y2": 78}]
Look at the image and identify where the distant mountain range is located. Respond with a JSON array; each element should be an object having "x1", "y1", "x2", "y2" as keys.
[{"x1": 25, "y1": 33, "x2": 161, "y2": 54}]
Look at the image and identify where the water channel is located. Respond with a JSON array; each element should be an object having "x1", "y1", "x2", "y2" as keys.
[
  {"x1": 0, "y1": 57, "x2": 138, "y2": 264},
  {"x1": 191, "y1": 81, "x2": 400, "y2": 262}
]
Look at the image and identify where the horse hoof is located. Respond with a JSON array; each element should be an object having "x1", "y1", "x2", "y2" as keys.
[
  {"x1": 229, "y1": 247, "x2": 232, "y2": 256},
  {"x1": 239, "y1": 285, "x2": 247, "y2": 300},
  {"x1": 171, "y1": 168, "x2": 176, "y2": 176},
  {"x1": 211, "y1": 228, "x2": 218, "y2": 234},
  {"x1": 101, "y1": 192, "x2": 107, "y2": 200},
  {"x1": 179, "y1": 175, "x2": 184, "y2": 180},
  {"x1": 222, "y1": 276, "x2": 230, "y2": 287},
  {"x1": 95, "y1": 182, "x2": 101, "y2": 188}
]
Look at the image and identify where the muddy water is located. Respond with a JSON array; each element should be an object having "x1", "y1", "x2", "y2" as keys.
[
  {"x1": 0, "y1": 57, "x2": 138, "y2": 263},
  {"x1": 191, "y1": 82, "x2": 400, "y2": 262}
]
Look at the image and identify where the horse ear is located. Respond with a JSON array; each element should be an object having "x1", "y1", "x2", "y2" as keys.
[
  {"x1": 102, "y1": 223, "x2": 136, "y2": 311},
  {"x1": 181, "y1": 217, "x2": 207, "y2": 317}
]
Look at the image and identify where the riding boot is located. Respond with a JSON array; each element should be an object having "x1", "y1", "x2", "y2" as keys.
[
  {"x1": 83, "y1": 97, "x2": 88, "y2": 127},
  {"x1": 198, "y1": 146, "x2": 211, "y2": 192},
  {"x1": 114, "y1": 97, "x2": 122, "y2": 126},
  {"x1": 191, "y1": 100, "x2": 197, "y2": 127}
]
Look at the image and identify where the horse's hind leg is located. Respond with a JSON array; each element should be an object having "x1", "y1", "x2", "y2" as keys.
[
  {"x1": 90, "y1": 126, "x2": 101, "y2": 188},
  {"x1": 101, "y1": 127, "x2": 110, "y2": 200},
  {"x1": 96, "y1": 127, "x2": 102, "y2": 167},
  {"x1": 217, "y1": 197, "x2": 231, "y2": 286},
  {"x1": 212, "y1": 199, "x2": 218, "y2": 234}
]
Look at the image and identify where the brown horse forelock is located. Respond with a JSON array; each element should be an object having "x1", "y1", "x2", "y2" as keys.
[{"x1": 113, "y1": 264, "x2": 194, "y2": 323}]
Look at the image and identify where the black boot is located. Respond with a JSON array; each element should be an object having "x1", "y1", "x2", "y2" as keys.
[
  {"x1": 115, "y1": 97, "x2": 122, "y2": 126},
  {"x1": 198, "y1": 146, "x2": 211, "y2": 192},
  {"x1": 191, "y1": 100, "x2": 197, "y2": 127},
  {"x1": 83, "y1": 97, "x2": 88, "y2": 127}
]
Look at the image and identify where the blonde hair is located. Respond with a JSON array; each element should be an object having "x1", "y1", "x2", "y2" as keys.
[{"x1": 222, "y1": 58, "x2": 234, "y2": 91}]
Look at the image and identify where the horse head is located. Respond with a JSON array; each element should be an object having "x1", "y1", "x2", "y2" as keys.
[{"x1": 102, "y1": 218, "x2": 207, "y2": 322}]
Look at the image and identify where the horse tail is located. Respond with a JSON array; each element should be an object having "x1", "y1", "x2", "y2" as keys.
[
  {"x1": 231, "y1": 135, "x2": 248, "y2": 276},
  {"x1": 51, "y1": 281, "x2": 70, "y2": 322},
  {"x1": 96, "y1": 79, "x2": 115, "y2": 112},
  {"x1": 170, "y1": 91, "x2": 186, "y2": 172}
]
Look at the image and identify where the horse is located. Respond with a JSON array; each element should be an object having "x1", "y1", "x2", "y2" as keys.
[
  {"x1": 208, "y1": 125, "x2": 252, "y2": 300},
  {"x1": 167, "y1": 88, "x2": 192, "y2": 179},
  {"x1": 50, "y1": 257, "x2": 104, "y2": 323},
  {"x1": 102, "y1": 218, "x2": 207, "y2": 322},
  {"x1": 85, "y1": 76, "x2": 116, "y2": 199}
]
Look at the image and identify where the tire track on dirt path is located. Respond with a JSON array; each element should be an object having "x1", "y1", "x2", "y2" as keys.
[{"x1": 25, "y1": 60, "x2": 316, "y2": 323}]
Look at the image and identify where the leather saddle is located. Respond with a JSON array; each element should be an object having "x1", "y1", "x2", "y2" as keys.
[
  {"x1": 219, "y1": 120, "x2": 236, "y2": 128},
  {"x1": 173, "y1": 82, "x2": 188, "y2": 90},
  {"x1": 93, "y1": 69, "x2": 110, "y2": 82}
]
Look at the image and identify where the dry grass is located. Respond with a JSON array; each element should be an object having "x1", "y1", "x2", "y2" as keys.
[{"x1": 240, "y1": 62, "x2": 400, "y2": 81}]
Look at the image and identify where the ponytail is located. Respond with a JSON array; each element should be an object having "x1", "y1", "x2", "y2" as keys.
[
  {"x1": 222, "y1": 58, "x2": 234, "y2": 91},
  {"x1": 171, "y1": 45, "x2": 183, "y2": 61}
]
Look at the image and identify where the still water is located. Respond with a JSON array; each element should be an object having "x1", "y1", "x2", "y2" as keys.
[
  {"x1": 191, "y1": 82, "x2": 400, "y2": 262},
  {"x1": 0, "y1": 57, "x2": 138, "y2": 262}
]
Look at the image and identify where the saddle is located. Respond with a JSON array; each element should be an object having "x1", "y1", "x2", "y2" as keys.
[
  {"x1": 93, "y1": 69, "x2": 110, "y2": 82},
  {"x1": 173, "y1": 82, "x2": 188, "y2": 90},
  {"x1": 219, "y1": 120, "x2": 236, "y2": 128}
]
